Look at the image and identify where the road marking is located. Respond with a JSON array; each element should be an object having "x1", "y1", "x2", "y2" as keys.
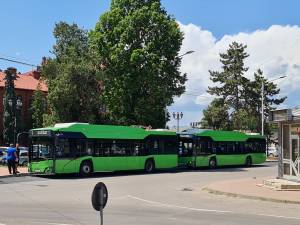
[
  {"x1": 46, "y1": 223, "x2": 74, "y2": 225},
  {"x1": 257, "y1": 213, "x2": 300, "y2": 221},
  {"x1": 127, "y1": 195, "x2": 232, "y2": 213},
  {"x1": 127, "y1": 195, "x2": 300, "y2": 221}
]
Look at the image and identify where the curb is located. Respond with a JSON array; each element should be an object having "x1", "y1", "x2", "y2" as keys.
[{"x1": 202, "y1": 187, "x2": 300, "y2": 205}]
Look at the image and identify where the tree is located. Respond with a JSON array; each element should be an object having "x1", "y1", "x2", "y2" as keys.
[
  {"x1": 31, "y1": 83, "x2": 45, "y2": 128},
  {"x1": 3, "y1": 68, "x2": 17, "y2": 144},
  {"x1": 200, "y1": 98, "x2": 230, "y2": 130},
  {"x1": 89, "y1": 0, "x2": 186, "y2": 128},
  {"x1": 208, "y1": 42, "x2": 249, "y2": 129},
  {"x1": 41, "y1": 22, "x2": 103, "y2": 126}
]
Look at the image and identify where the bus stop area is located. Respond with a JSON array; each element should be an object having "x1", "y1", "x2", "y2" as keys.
[
  {"x1": 0, "y1": 166, "x2": 28, "y2": 177},
  {"x1": 203, "y1": 177, "x2": 300, "y2": 204}
]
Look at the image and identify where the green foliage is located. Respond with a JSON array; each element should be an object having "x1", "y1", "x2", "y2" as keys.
[
  {"x1": 244, "y1": 69, "x2": 286, "y2": 135},
  {"x1": 200, "y1": 98, "x2": 230, "y2": 130},
  {"x1": 208, "y1": 42, "x2": 249, "y2": 114},
  {"x1": 42, "y1": 22, "x2": 103, "y2": 125},
  {"x1": 205, "y1": 42, "x2": 286, "y2": 133},
  {"x1": 31, "y1": 83, "x2": 45, "y2": 128},
  {"x1": 89, "y1": 0, "x2": 186, "y2": 128}
]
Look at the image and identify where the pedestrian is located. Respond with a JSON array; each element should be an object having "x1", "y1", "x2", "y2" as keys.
[
  {"x1": 15, "y1": 143, "x2": 20, "y2": 173},
  {"x1": 7, "y1": 144, "x2": 17, "y2": 175}
]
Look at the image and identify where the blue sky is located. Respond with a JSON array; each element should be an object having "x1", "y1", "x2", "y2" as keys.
[
  {"x1": 1, "y1": 0, "x2": 299, "y2": 71},
  {"x1": 0, "y1": 0, "x2": 299, "y2": 127}
]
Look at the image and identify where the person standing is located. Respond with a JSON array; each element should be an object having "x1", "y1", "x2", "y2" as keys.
[
  {"x1": 15, "y1": 143, "x2": 20, "y2": 173},
  {"x1": 7, "y1": 144, "x2": 17, "y2": 175}
]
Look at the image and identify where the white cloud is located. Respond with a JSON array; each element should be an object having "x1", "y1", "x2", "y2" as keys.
[{"x1": 168, "y1": 24, "x2": 300, "y2": 127}]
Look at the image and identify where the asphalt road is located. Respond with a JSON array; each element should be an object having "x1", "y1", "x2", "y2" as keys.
[{"x1": 0, "y1": 162, "x2": 300, "y2": 225}]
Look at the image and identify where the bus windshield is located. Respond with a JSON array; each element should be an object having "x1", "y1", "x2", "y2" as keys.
[{"x1": 30, "y1": 137, "x2": 53, "y2": 160}]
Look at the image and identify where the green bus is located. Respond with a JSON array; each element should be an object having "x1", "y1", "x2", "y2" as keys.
[
  {"x1": 178, "y1": 129, "x2": 266, "y2": 168},
  {"x1": 29, "y1": 123, "x2": 178, "y2": 175}
]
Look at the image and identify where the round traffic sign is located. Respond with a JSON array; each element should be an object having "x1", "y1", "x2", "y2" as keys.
[{"x1": 91, "y1": 182, "x2": 108, "y2": 211}]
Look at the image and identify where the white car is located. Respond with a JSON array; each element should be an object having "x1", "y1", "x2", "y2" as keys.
[
  {"x1": 19, "y1": 149, "x2": 29, "y2": 166},
  {"x1": 267, "y1": 147, "x2": 278, "y2": 157}
]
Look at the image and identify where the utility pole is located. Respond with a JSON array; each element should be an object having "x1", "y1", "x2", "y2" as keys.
[{"x1": 261, "y1": 75, "x2": 286, "y2": 136}]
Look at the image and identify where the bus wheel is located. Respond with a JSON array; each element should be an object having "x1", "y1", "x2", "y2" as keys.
[
  {"x1": 209, "y1": 158, "x2": 217, "y2": 169},
  {"x1": 145, "y1": 159, "x2": 155, "y2": 173},
  {"x1": 80, "y1": 161, "x2": 93, "y2": 176},
  {"x1": 245, "y1": 156, "x2": 252, "y2": 167}
]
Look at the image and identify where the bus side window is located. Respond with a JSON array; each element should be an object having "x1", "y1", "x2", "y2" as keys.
[
  {"x1": 86, "y1": 141, "x2": 94, "y2": 156},
  {"x1": 245, "y1": 142, "x2": 253, "y2": 153},
  {"x1": 218, "y1": 142, "x2": 227, "y2": 154},
  {"x1": 159, "y1": 140, "x2": 165, "y2": 154},
  {"x1": 165, "y1": 140, "x2": 177, "y2": 154},
  {"x1": 238, "y1": 142, "x2": 244, "y2": 154},
  {"x1": 212, "y1": 142, "x2": 217, "y2": 154},
  {"x1": 94, "y1": 141, "x2": 101, "y2": 156},
  {"x1": 227, "y1": 142, "x2": 235, "y2": 154},
  {"x1": 207, "y1": 142, "x2": 212, "y2": 154}
]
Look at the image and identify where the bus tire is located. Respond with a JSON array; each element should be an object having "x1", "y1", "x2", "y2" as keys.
[
  {"x1": 80, "y1": 160, "x2": 93, "y2": 176},
  {"x1": 144, "y1": 159, "x2": 155, "y2": 173},
  {"x1": 245, "y1": 156, "x2": 252, "y2": 167},
  {"x1": 209, "y1": 157, "x2": 217, "y2": 169}
]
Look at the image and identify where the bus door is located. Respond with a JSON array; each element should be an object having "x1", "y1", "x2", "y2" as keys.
[{"x1": 54, "y1": 138, "x2": 80, "y2": 174}]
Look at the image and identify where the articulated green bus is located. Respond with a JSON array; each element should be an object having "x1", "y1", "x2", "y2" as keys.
[
  {"x1": 178, "y1": 129, "x2": 266, "y2": 168},
  {"x1": 29, "y1": 123, "x2": 178, "y2": 175}
]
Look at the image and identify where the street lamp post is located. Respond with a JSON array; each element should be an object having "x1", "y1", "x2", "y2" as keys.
[
  {"x1": 15, "y1": 98, "x2": 23, "y2": 144},
  {"x1": 164, "y1": 51, "x2": 194, "y2": 129},
  {"x1": 8, "y1": 98, "x2": 22, "y2": 145},
  {"x1": 179, "y1": 50, "x2": 195, "y2": 58},
  {"x1": 173, "y1": 112, "x2": 183, "y2": 132},
  {"x1": 261, "y1": 76, "x2": 286, "y2": 136}
]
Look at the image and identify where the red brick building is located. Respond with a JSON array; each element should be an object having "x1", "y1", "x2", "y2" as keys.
[{"x1": 0, "y1": 70, "x2": 48, "y2": 143}]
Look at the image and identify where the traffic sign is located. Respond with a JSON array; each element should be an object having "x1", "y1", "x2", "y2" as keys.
[{"x1": 91, "y1": 182, "x2": 108, "y2": 211}]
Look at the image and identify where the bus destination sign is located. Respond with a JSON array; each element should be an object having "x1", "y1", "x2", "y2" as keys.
[{"x1": 31, "y1": 130, "x2": 53, "y2": 137}]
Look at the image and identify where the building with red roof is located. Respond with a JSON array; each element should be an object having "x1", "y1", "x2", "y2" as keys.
[{"x1": 0, "y1": 69, "x2": 48, "y2": 143}]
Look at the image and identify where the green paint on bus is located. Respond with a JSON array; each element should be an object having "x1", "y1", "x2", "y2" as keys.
[{"x1": 29, "y1": 123, "x2": 178, "y2": 175}]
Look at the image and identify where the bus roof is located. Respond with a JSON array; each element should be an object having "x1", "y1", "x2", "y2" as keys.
[
  {"x1": 194, "y1": 130, "x2": 265, "y2": 142},
  {"x1": 31, "y1": 123, "x2": 176, "y2": 140}
]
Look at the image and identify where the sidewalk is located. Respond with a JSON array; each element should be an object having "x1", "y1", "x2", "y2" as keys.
[
  {"x1": 203, "y1": 177, "x2": 300, "y2": 204},
  {"x1": 0, "y1": 166, "x2": 29, "y2": 178}
]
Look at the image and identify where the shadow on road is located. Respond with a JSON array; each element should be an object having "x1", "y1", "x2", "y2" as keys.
[{"x1": 36, "y1": 162, "x2": 275, "y2": 180}]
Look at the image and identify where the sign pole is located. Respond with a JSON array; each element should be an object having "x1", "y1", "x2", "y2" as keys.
[
  {"x1": 100, "y1": 206, "x2": 103, "y2": 225},
  {"x1": 92, "y1": 182, "x2": 108, "y2": 225},
  {"x1": 100, "y1": 187, "x2": 103, "y2": 225}
]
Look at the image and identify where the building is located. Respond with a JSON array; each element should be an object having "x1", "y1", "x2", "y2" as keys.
[
  {"x1": 269, "y1": 108, "x2": 300, "y2": 180},
  {"x1": 0, "y1": 69, "x2": 48, "y2": 144}
]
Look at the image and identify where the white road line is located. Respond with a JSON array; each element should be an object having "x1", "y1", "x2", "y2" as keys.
[
  {"x1": 127, "y1": 195, "x2": 300, "y2": 221},
  {"x1": 127, "y1": 195, "x2": 232, "y2": 213},
  {"x1": 257, "y1": 214, "x2": 300, "y2": 221},
  {"x1": 46, "y1": 223, "x2": 74, "y2": 225}
]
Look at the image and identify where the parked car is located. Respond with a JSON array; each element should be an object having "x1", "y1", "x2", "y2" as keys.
[
  {"x1": 267, "y1": 146, "x2": 278, "y2": 157},
  {"x1": 0, "y1": 147, "x2": 9, "y2": 165},
  {"x1": 0, "y1": 147, "x2": 29, "y2": 166},
  {"x1": 19, "y1": 149, "x2": 29, "y2": 166},
  {"x1": 0, "y1": 147, "x2": 8, "y2": 156}
]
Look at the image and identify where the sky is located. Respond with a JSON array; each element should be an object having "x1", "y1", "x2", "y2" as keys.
[{"x1": 0, "y1": 0, "x2": 299, "y2": 128}]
